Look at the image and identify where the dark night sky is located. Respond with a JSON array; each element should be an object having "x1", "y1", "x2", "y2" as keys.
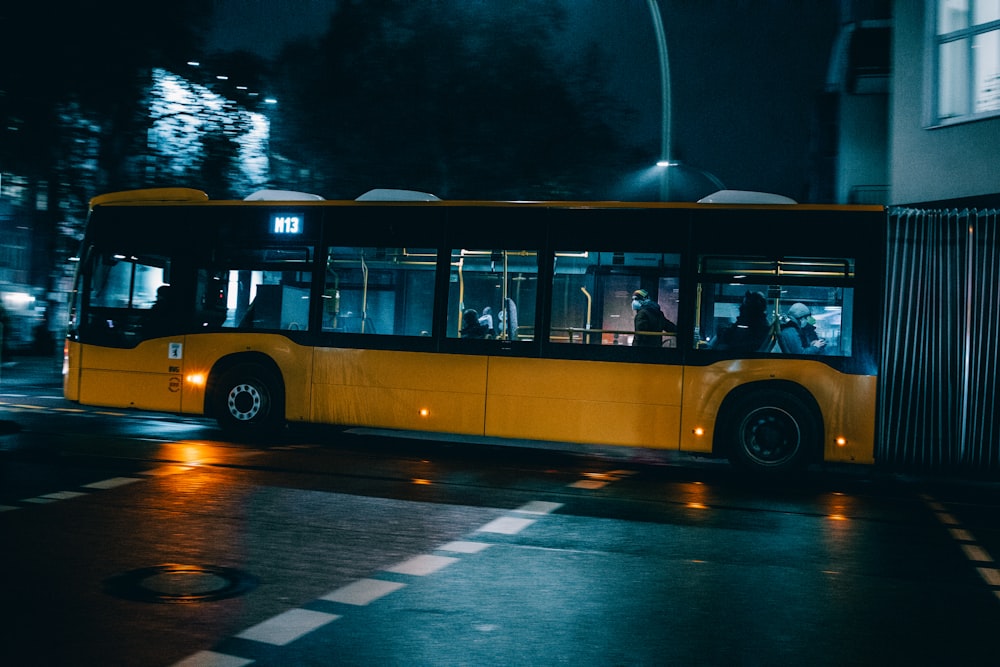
[{"x1": 207, "y1": 1, "x2": 838, "y2": 201}]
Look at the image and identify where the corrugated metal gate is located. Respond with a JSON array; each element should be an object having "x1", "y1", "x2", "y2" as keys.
[{"x1": 878, "y1": 208, "x2": 1000, "y2": 472}]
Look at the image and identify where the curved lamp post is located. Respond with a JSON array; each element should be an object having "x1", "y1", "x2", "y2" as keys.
[{"x1": 646, "y1": 0, "x2": 672, "y2": 200}]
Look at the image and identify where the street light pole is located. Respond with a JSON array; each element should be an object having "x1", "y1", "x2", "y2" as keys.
[{"x1": 646, "y1": 0, "x2": 672, "y2": 200}]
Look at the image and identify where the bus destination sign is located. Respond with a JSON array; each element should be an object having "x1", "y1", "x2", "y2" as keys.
[{"x1": 272, "y1": 213, "x2": 302, "y2": 235}]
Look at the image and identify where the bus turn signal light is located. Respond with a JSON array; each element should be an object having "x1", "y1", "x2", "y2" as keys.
[{"x1": 835, "y1": 436, "x2": 847, "y2": 447}]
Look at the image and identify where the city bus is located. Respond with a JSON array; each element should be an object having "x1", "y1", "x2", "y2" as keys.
[{"x1": 63, "y1": 187, "x2": 884, "y2": 475}]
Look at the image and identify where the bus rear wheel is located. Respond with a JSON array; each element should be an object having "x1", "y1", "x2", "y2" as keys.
[
  {"x1": 214, "y1": 364, "x2": 284, "y2": 439},
  {"x1": 724, "y1": 389, "x2": 818, "y2": 475}
]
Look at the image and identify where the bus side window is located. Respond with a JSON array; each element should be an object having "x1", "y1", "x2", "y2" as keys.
[
  {"x1": 200, "y1": 247, "x2": 313, "y2": 331},
  {"x1": 446, "y1": 249, "x2": 537, "y2": 341},
  {"x1": 84, "y1": 251, "x2": 172, "y2": 343},
  {"x1": 323, "y1": 247, "x2": 436, "y2": 336},
  {"x1": 550, "y1": 250, "x2": 680, "y2": 347},
  {"x1": 695, "y1": 255, "x2": 855, "y2": 357}
]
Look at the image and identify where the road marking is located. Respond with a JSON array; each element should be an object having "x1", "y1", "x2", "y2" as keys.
[
  {"x1": 22, "y1": 497, "x2": 58, "y2": 504},
  {"x1": 321, "y1": 578, "x2": 406, "y2": 606},
  {"x1": 477, "y1": 516, "x2": 536, "y2": 535},
  {"x1": 949, "y1": 528, "x2": 975, "y2": 541},
  {"x1": 235, "y1": 608, "x2": 340, "y2": 646},
  {"x1": 171, "y1": 650, "x2": 254, "y2": 667},
  {"x1": 173, "y1": 497, "x2": 562, "y2": 664},
  {"x1": 83, "y1": 477, "x2": 143, "y2": 489},
  {"x1": 0, "y1": 505, "x2": 17, "y2": 512},
  {"x1": 515, "y1": 500, "x2": 563, "y2": 515},
  {"x1": 924, "y1": 493, "x2": 1000, "y2": 603},
  {"x1": 961, "y1": 544, "x2": 992, "y2": 563},
  {"x1": 40, "y1": 491, "x2": 87, "y2": 500},
  {"x1": 386, "y1": 554, "x2": 458, "y2": 576},
  {"x1": 978, "y1": 567, "x2": 1000, "y2": 587},
  {"x1": 439, "y1": 540, "x2": 492, "y2": 554}
]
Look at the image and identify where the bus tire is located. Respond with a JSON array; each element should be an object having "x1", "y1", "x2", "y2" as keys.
[
  {"x1": 723, "y1": 389, "x2": 818, "y2": 475},
  {"x1": 214, "y1": 363, "x2": 284, "y2": 440}
]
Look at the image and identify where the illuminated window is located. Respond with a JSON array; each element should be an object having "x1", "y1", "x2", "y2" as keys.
[
  {"x1": 201, "y1": 247, "x2": 313, "y2": 331},
  {"x1": 695, "y1": 256, "x2": 855, "y2": 357},
  {"x1": 323, "y1": 247, "x2": 436, "y2": 336},
  {"x1": 931, "y1": 0, "x2": 1000, "y2": 125},
  {"x1": 549, "y1": 251, "x2": 680, "y2": 348},
  {"x1": 447, "y1": 249, "x2": 537, "y2": 340}
]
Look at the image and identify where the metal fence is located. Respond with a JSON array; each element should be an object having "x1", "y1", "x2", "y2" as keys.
[{"x1": 878, "y1": 208, "x2": 1000, "y2": 472}]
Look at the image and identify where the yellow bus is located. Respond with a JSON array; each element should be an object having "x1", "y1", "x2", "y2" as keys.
[{"x1": 64, "y1": 187, "x2": 884, "y2": 475}]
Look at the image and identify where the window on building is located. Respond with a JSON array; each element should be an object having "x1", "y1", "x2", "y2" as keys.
[{"x1": 932, "y1": 0, "x2": 1000, "y2": 125}]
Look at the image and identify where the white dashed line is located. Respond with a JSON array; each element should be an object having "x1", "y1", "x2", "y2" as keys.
[
  {"x1": 978, "y1": 567, "x2": 1000, "y2": 587},
  {"x1": 924, "y1": 493, "x2": 1000, "y2": 603},
  {"x1": 40, "y1": 491, "x2": 88, "y2": 501},
  {"x1": 0, "y1": 505, "x2": 17, "y2": 512},
  {"x1": 439, "y1": 540, "x2": 492, "y2": 554},
  {"x1": 477, "y1": 516, "x2": 536, "y2": 535},
  {"x1": 960, "y1": 544, "x2": 992, "y2": 563},
  {"x1": 83, "y1": 477, "x2": 143, "y2": 489},
  {"x1": 235, "y1": 608, "x2": 340, "y2": 646},
  {"x1": 321, "y1": 578, "x2": 407, "y2": 606},
  {"x1": 172, "y1": 498, "x2": 563, "y2": 664},
  {"x1": 514, "y1": 500, "x2": 563, "y2": 515},
  {"x1": 386, "y1": 554, "x2": 459, "y2": 576}
]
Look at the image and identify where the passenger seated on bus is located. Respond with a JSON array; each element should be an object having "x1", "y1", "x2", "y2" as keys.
[
  {"x1": 711, "y1": 290, "x2": 771, "y2": 352},
  {"x1": 778, "y1": 302, "x2": 827, "y2": 354},
  {"x1": 478, "y1": 306, "x2": 495, "y2": 337},
  {"x1": 461, "y1": 309, "x2": 490, "y2": 338}
]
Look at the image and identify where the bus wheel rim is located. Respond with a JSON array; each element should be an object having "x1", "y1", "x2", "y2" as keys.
[
  {"x1": 227, "y1": 383, "x2": 263, "y2": 421},
  {"x1": 739, "y1": 406, "x2": 800, "y2": 466}
]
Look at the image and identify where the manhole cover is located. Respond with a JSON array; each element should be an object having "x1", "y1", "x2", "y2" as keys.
[{"x1": 104, "y1": 563, "x2": 257, "y2": 604}]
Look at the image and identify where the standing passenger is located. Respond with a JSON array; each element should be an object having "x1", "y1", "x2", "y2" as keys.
[{"x1": 631, "y1": 289, "x2": 675, "y2": 347}]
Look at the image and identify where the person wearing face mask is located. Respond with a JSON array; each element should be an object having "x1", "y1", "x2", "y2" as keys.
[
  {"x1": 778, "y1": 302, "x2": 827, "y2": 354},
  {"x1": 631, "y1": 289, "x2": 675, "y2": 347}
]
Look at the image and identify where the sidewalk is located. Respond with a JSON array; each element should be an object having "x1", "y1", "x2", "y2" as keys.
[{"x1": 0, "y1": 354, "x2": 64, "y2": 390}]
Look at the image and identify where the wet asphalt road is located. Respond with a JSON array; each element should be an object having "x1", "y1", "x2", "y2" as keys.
[{"x1": 1, "y1": 367, "x2": 1000, "y2": 666}]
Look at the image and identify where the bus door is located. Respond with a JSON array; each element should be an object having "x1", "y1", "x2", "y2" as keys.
[{"x1": 74, "y1": 249, "x2": 187, "y2": 413}]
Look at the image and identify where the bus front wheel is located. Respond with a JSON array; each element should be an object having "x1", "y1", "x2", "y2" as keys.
[
  {"x1": 724, "y1": 389, "x2": 818, "y2": 475},
  {"x1": 214, "y1": 364, "x2": 284, "y2": 439}
]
